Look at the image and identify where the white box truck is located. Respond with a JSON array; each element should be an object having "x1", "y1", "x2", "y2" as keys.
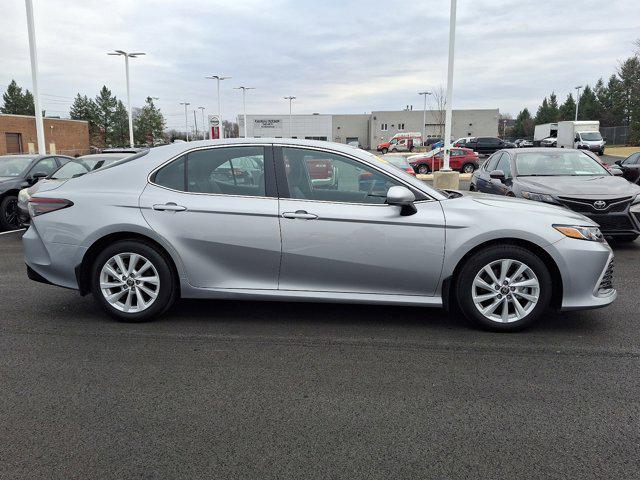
[
  {"x1": 556, "y1": 121, "x2": 605, "y2": 155},
  {"x1": 533, "y1": 123, "x2": 558, "y2": 146}
]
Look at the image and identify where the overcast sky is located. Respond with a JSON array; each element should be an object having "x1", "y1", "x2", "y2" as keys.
[{"x1": 2, "y1": 0, "x2": 639, "y2": 130}]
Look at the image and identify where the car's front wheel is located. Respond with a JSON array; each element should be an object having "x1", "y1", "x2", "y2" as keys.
[
  {"x1": 462, "y1": 163, "x2": 476, "y2": 174},
  {"x1": 456, "y1": 245, "x2": 552, "y2": 331},
  {"x1": 91, "y1": 240, "x2": 177, "y2": 322},
  {"x1": 417, "y1": 164, "x2": 430, "y2": 174},
  {"x1": 381, "y1": 148, "x2": 388, "y2": 154},
  {"x1": 0, "y1": 195, "x2": 20, "y2": 231}
]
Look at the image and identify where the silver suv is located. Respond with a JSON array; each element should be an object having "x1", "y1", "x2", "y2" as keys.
[{"x1": 23, "y1": 139, "x2": 616, "y2": 331}]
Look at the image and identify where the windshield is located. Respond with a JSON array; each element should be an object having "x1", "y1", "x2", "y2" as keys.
[
  {"x1": 0, "y1": 156, "x2": 33, "y2": 177},
  {"x1": 51, "y1": 154, "x2": 130, "y2": 179},
  {"x1": 515, "y1": 151, "x2": 609, "y2": 176},
  {"x1": 580, "y1": 132, "x2": 602, "y2": 141}
]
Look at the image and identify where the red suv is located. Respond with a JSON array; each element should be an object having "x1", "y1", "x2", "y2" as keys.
[{"x1": 409, "y1": 147, "x2": 479, "y2": 174}]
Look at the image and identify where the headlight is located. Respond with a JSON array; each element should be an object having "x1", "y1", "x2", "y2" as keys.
[
  {"x1": 554, "y1": 225, "x2": 605, "y2": 242},
  {"x1": 521, "y1": 191, "x2": 557, "y2": 203}
]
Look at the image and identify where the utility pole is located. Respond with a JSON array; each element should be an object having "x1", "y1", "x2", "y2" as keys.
[
  {"x1": 205, "y1": 75, "x2": 231, "y2": 139},
  {"x1": 107, "y1": 50, "x2": 145, "y2": 147},
  {"x1": 284, "y1": 96, "x2": 296, "y2": 138},
  {"x1": 198, "y1": 107, "x2": 206, "y2": 139},
  {"x1": 574, "y1": 85, "x2": 583, "y2": 121},
  {"x1": 235, "y1": 86, "x2": 255, "y2": 138},
  {"x1": 180, "y1": 102, "x2": 190, "y2": 141},
  {"x1": 193, "y1": 109, "x2": 198, "y2": 140},
  {"x1": 25, "y1": 0, "x2": 45, "y2": 154},
  {"x1": 418, "y1": 91, "x2": 432, "y2": 146}
]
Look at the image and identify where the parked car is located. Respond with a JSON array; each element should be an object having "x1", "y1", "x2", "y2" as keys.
[
  {"x1": 23, "y1": 139, "x2": 616, "y2": 331},
  {"x1": 408, "y1": 147, "x2": 479, "y2": 174},
  {"x1": 383, "y1": 155, "x2": 416, "y2": 176},
  {"x1": 615, "y1": 152, "x2": 640, "y2": 185},
  {"x1": 464, "y1": 137, "x2": 510, "y2": 156},
  {"x1": 17, "y1": 152, "x2": 141, "y2": 225},
  {"x1": 453, "y1": 137, "x2": 475, "y2": 148},
  {"x1": 0, "y1": 154, "x2": 72, "y2": 230},
  {"x1": 376, "y1": 137, "x2": 417, "y2": 154},
  {"x1": 514, "y1": 139, "x2": 534, "y2": 148},
  {"x1": 306, "y1": 157, "x2": 339, "y2": 189},
  {"x1": 470, "y1": 148, "x2": 640, "y2": 242},
  {"x1": 540, "y1": 137, "x2": 557, "y2": 148}
]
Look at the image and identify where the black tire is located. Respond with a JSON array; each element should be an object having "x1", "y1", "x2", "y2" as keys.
[
  {"x1": 90, "y1": 240, "x2": 177, "y2": 322},
  {"x1": 0, "y1": 195, "x2": 20, "y2": 231},
  {"x1": 469, "y1": 184, "x2": 476, "y2": 191},
  {"x1": 381, "y1": 148, "x2": 388, "y2": 154},
  {"x1": 609, "y1": 234, "x2": 638, "y2": 243},
  {"x1": 417, "y1": 164, "x2": 430, "y2": 175},
  {"x1": 455, "y1": 244, "x2": 552, "y2": 332},
  {"x1": 462, "y1": 163, "x2": 476, "y2": 174},
  {"x1": 409, "y1": 146, "x2": 415, "y2": 152}
]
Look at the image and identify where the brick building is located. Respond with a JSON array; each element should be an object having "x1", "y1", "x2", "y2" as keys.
[{"x1": 0, "y1": 114, "x2": 90, "y2": 156}]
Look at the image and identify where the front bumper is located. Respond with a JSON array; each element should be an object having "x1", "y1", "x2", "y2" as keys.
[{"x1": 545, "y1": 237, "x2": 616, "y2": 311}]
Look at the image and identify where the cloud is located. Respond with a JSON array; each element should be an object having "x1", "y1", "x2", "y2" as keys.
[{"x1": 1, "y1": 0, "x2": 638, "y2": 129}]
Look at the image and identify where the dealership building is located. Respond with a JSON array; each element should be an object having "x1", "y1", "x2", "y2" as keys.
[{"x1": 238, "y1": 109, "x2": 499, "y2": 149}]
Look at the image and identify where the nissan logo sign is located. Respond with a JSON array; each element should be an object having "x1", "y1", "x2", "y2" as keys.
[{"x1": 593, "y1": 200, "x2": 607, "y2": 210}]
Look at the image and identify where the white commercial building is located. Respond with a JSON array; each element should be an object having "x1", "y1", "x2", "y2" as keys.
[{"x1": 238, "y1": 109, "x2": 499, "y2": 150}]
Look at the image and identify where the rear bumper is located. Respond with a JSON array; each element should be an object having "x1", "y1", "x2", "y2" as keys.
[{"x1": 22, "y1": 223, "x2": 85, "y2": 290}]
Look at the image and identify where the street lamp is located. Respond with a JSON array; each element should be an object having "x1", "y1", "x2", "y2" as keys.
[
  {"x1": 234, "y1": 86, "x2": 255, "y2": 138},
  {"x1": 107, "y1": 50, "x2": 145, "y2": 147},
  {"x1": 442, "y1": 0, "x2": 457, "y2": 172},
  {"x1": 193, "y1": 109, "x2": 199, "y2": 139},
  {"x1": 179, "y1": 102, "x2": 190, "y2": 141},
  {"x1": 205, "y1": 75, "x2": 231, "y2": 139},
  {"x1": 25, "y1": 0, "x2": 45, "y2": 154},
  {"x1": 418, "y1": 91, "x2": 432, "y2": 146},
  {"x1": 284, "y1": 96, "x2": 296, "y2": 138},
  {"x1": 574, "y1": 85, "x2": 583, "y2": 121},
  {"x1": 198, "y1": 107, "x2": 206, "y2": 139}
]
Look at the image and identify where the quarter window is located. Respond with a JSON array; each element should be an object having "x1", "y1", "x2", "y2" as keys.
[
  {"x1": 282, "y1": 147, "x2": 402, "y2": 205},
  {"x1": 154, "y1": 155, "x2": 185, "y2": 190}
]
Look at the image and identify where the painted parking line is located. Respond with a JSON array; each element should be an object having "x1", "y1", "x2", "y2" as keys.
[{"x1": 0, "y1": 228, "x2": 26, "y2": 236}]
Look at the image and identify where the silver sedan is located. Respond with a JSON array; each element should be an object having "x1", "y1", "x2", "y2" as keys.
[{"x1": 22, "y1": 139, "x2": 616, "y2": 331}]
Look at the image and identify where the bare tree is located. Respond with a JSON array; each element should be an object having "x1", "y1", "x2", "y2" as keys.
[
  {"x1": 634, "y1": 38, "x2": 640, "y2": 56},
  {"x1": 428, "y1": 86, "x2": 447, "y2": 138}
]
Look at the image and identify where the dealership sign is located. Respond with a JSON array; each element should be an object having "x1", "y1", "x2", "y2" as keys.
[
  {"x1": 209, "y1": 115, "x2": 221, "y2": 139},
  {"x1": 254, "y1": 119, "x2": 281, "y2": 128}
]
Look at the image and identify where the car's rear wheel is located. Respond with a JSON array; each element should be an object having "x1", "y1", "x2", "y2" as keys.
[
  {"x1": 417, "y1": 164, "x2": 430, "y2": 174},
  {"x1": 381, "y1": 148, "x2": 388, "y2": 154},
  {"x1": 456, "y1": 245, "x2": 552, "y2": 331},
  {"x1": 91, "y1": 240, "x2": 176, "y2": 322},
  {"x1": 0, "y1": 195, "x2": 20, "y2": 231},
  {"x1": 462, "y1": 163, "x2": 476, "y2": 173}
]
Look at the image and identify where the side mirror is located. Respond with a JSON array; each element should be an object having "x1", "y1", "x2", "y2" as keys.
[
  {"x1": 30, "y1": 172, "x2": 48, "y2": 183},
  {"x1": 489, "y1": 170, "x2": 505, "y2": 182},
  {"x1": 615, "y1": 159, "x2": 622, "y2": 166},
  {"x1": 386, "y1": 186, "x2": 417, "y2": 216},
  {"x1": 610, "y1": 167, "x2": 624, "y2": 177}
]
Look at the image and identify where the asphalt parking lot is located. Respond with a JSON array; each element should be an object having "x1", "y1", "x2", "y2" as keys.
[{"x1": 1, "y1": 231, "x2": 639, "y2": 479}]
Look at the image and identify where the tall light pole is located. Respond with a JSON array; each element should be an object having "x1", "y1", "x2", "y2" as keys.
[
  {"x1": 198, "y1": 107, "x2": 206, "y2": 139},
  {"x1": 235, "y1": 86, "x2": 255, "y2": 138},
  {"x1": 25, "y1": 0, "x2": 45, "y2": 154},
  {"x1": 574, "y1": 85, "x2": 583, "y2": 121},
  {"x1": 107, "y1": 50, "x2": 145, "y2": 147},
  {"x1": 180, "y1": 102, "x2": 190, "y2": 141},
  {"x1": 193, "y1": 109, "x2": 199, "y2": 140},
  {"x1": 442, "y1": 0, "x2": 457, "y2": 171},
  {"x1": 205, "y1": 75, "x2": 231, "y2": 139},
  {"x1": 284, "y1": 96, "x2": 296, "y2": 138},
  {"x1": 418, "y1": 91, "x2": 432, "y2": 146}
]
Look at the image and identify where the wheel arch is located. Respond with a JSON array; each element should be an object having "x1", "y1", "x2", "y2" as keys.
[
  {"x1": 442, "y1": 237, "x2": 563, "y2": 311},
  {"x1": 76, "y1": 231, "x2": 181, "y2": 297}
]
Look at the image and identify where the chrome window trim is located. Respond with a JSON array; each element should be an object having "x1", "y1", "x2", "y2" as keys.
[{"x1": 147, "y1": 142, "x2": 439, "y2": 204}]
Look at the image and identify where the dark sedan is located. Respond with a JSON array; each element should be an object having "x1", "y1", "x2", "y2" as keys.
[
  {"x1": 470, "y1": 148, "x2": 640, "y2": 242},
  {"x1": 464, "y1": 137, "x2": 511, "y2": 156},
  {"x1": 614, "y1": 152, "x2": 640, "y2": 185},
  {"x1": 0, "y1": 154, "x2": 72, "y2": 230}
]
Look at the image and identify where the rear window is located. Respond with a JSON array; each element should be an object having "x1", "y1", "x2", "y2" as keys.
[{"x1": 92, "y1": 149, "x2": 150, "y2": 172}]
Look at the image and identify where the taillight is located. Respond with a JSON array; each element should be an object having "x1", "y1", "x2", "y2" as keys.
[{"x1": 28, "y1": 197, "x2": 73, "y2": 217}]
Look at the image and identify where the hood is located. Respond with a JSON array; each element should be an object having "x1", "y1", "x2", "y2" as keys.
[
  {"x1": 459, "y1": 190, "x2": 595, "y2": 225},
  {"x1": 516, "y1": 175, "x2": 640, "y2": 198}
]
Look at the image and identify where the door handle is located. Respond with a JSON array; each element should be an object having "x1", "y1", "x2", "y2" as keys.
[
  {"x1": 153, "y1": 203, "x2": 187, "y2": 212},
  {"x1": 282, "y1": 210, "x2": 318, "y2": 220}
]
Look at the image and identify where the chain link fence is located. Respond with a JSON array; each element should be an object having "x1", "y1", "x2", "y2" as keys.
[{"x1": 600, "y1": 126, "x2": 628, "y2": 145}]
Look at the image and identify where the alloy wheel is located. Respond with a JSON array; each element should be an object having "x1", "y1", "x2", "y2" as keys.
[
  {"x1": 463, "y1": 164, "x2": 475, "y2": 173},
  {"x1": 99, "y1": 252, "x2": 160, "y2": 313},
  {"x1": 3, "y1": 199, "x2": 19, "y2": 229},
  {"x1": 471, "y1": 259, "x2": 540, "y2": 323}
]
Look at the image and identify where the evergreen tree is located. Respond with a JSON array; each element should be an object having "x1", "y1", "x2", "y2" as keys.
[
  {"x1": 513, "y1": 108, "x2": 533, "y2": 138},
  {"x1": 111, "y1": 100, "x2": 130, "y2": 146},
  {"x1": 1, "y1": 79, "x2": 35, "y2": 115},
  {"x1": 577, "y1": 85, "x2": 599, "y2": 120},
  {"x1": 534, "y1": 97, "x2": 554, "y2": 124},
  {"x1": 69, "y1": 94, "x2": 98, "y2": 135},
  {"x1": 548, "y1": 92, "x2": 560, "y2": 121},
  {"x1": 133, "y1": 97, "x2": 166, "y2": 146},
  {"x1": 617, "y1": 56, "x2": 640, "y2": 143},
  {"x1": 558, "y1": 93, "x2": 576, "y2": 121},
  {"x1": 94, "y1": 86, "x2": 118, "y2": 146}
]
